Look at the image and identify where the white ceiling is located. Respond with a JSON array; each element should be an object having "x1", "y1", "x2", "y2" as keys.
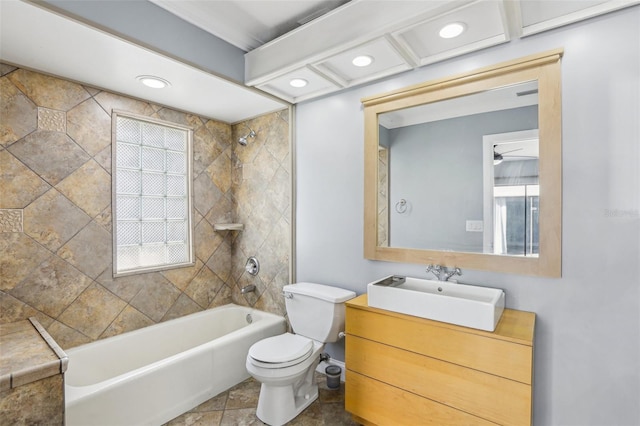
[
  {"x1": 1, "y1": 0, "x2": 638, "y2": 124},
  {"x1": 0, "y1": 0, "x2": 287, "y2": 123}
]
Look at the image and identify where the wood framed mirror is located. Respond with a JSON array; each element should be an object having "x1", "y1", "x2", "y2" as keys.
[{"x1": 363, "y1": 49, "x2": 563, "y2": 277}]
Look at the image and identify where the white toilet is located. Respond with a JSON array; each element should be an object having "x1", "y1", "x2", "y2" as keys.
[{"x1": 245, "y1": 282, "x2": 356, "y2": 426}]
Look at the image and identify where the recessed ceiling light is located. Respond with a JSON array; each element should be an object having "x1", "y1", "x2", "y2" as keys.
[
  {"x1": 289, "y1": 78, "x2": 308, "y2": 88},
  {"x1": 352, "y1": 55, "x2": 374, "y2": 67},
  {"x1": 137, "y1": 75, "x2": 171, "y2": 89},
  {"x1": 439, "y1": 22, "x2": 466, "y2": 39}
]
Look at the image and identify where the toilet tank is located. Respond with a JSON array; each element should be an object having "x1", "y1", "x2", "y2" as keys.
[{"x1": 283, "y1": 283, "x2": 356, "y2": 343}]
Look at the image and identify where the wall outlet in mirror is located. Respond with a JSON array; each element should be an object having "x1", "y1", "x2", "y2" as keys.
[{"x1": 466, "y1": 220, "x2": 484, "y2": 232}]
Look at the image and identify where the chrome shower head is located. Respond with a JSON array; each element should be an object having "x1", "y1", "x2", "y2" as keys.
[{"x1": 238, "y1": 129, "x2": 256, "y2": 146}]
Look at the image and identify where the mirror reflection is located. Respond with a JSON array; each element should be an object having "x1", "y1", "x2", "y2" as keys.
[{"x1": 377, "y1": 81, "x2": 540, "y2": 255}]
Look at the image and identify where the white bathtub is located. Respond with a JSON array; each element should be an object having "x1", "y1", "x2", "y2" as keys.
[{"x1": 65, "y1": 304, "x2": 286, "y2": 426}]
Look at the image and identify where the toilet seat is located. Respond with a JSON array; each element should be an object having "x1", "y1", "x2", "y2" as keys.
[{"x1": 249, "y1": 333, "x2": 313, "y2": 369}]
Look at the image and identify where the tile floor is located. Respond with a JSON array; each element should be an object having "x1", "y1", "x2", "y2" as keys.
[{"x1": 165, "y1": 373, "x2": 359, "y2": 426}]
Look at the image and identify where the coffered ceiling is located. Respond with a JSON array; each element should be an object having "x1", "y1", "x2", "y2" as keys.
[{"x1": 233, "y1": 0, "x2": 639, "y2": 103}]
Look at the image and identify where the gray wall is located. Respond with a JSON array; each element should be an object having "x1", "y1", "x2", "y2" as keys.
[
  {"x1": 388, "y1": 106, "x2": 537, "y2": 251},
  {"x1": 295, "y1": 8, "x2": 640, "y2": 426},
  {"x1": 40, "y1": 0, "x2": 245, "y2": 82}
]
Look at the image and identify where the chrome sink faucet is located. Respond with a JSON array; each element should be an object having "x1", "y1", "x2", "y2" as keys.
[{"x1": 426, "y1": 264, "x2": 462, "y2": 281}]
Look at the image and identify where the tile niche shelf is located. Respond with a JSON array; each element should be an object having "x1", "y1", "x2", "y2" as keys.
[{"x1": 213, "y1": 223, "x2": 244, "y2": 231}]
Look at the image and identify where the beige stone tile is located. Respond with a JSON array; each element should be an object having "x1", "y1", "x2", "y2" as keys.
[
  {"x1": 208, "y1": 284, "x2": 233, "y2": 309},
  {"x1": 266, "y1": 166, "x2": 291, "y2": 215},
  {"x1": 161, "y1": 293, "x2": 202, "y2": 322},
  {"x1": 7, "y1": 130, "x2": 90, "y2": 186},
  {"x1": 93, "y1": 144, "x2": 112, "y2": 174},
  {"x1": 191, "y1": 391, "x2": 228, "y2": 412},
  {"x1": 0, "y1": 150, "x2": 50, "y2": 209},
  {"x1": 8, "y1": 255, "x2": 93, "y2": 318},
  {"x1": 204, "y1": 193, "x2": 234, "y2": 226},
  {"x1": 0, "y1": 76, "x2": 37, "y2": 147},
  {"x1": 0, "y1": 233, "x2": 51, "y2": 292},
  {"x1": 161, "y1": 258, "x2": 204, "y2": 291},
  {"x1": 192, "y1": 125, "x2": 223, "y2": 177},
  {"x1": 204, "y1": 120, "x2": 232, "y2": 149},
  {"x1": 93, "y1": 91, "x2": 154, "y2": 116},
  {"x1": 264, "y1": 115, "x2": 290, "y2": 163},
  {"x1": 155, "y1": 108, "x2": 203, "y2": 130},
  {"x1": 193, "y1": 171, "x2": 223, "y2": 217},
  {"x1": 100, "y1": 305, "x2": 153, "y2": 339},
  {"x1": 0, "y1": 327, "x2": 57, "y2": 379},
  {"x1": 165, "y1": 410, "x2": 223, "y2": 426},
  {"x1": 254, "y1": 286, "x2": 286, "y2": 318},
  {"x1": 55, "y1": 159, "x2": 111, "y2": 218},
  {"x1": 0, "y1": 63, "x2": 17, "y2": 76},
  {"x1": 287, "y1": 401, "x2": 323, "y2": 426},
  {"x1": 129, "y1": 277, "x2": 181, "y2": 322},
  {"x1": 194, "y1": 218, "x2": 223, "y2": 263},
  {"x1": 317, "y1": 402, "x2": 358, "y2": 425},
  {"x1": 42, "y1": 320, "x2": 91, "y2": 350},
  {"x1": 0, "y1": 374, "x2": 64, "y2": 425},
  {"x1": 0, "y1": 291, "x2": 53, "y2": 328},
  {"x1": 96, "y1": 268, "x2": 164, "y2": 303},
  {"x1": 66, "y1": 97, "x2": 111, "y2": 156},
  {"x1": 8, "y1": 69, "x2": 90, "y2": 111},
  {"x1": 56, "y1": 220, "x2": 111, "y2": 279},
  {"x1": 184, "y1": 265, "x2": 225, "y2": 309},
  {"x1": 205, "y1": 240, "x2": 232, "y2": 283},
  {"x1": 58, "y1": 283, "x2": 127, "y2": 340},
  {"x1": 37, "y1": 107, "x2": 66, "y2": 132},
  {"x1": 220, "y1": 408, "x2": 261, "y2": 426},
  {"x1": 0, "y1": 209, "x2": 22, "y2": 233},
  {"x1": 82, "y1": 85, "x2": 101, "y2": 97},
  {"x1": 23, "y1": 188, "x2": 92, "y2": 251},
  {"x1": 94, "y1": 205, "x2": 112, "y2": 233},
  {"x1": 205, "y1": 149, "x2": 232, "y2": 194},
  {"x1": 225, "y1": 379, "x2": 261, "y2": 410}
]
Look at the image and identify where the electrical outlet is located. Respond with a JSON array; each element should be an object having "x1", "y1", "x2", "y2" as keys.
[{"x1": 466, "y1": 220, "x2": 484, "y2": 232}]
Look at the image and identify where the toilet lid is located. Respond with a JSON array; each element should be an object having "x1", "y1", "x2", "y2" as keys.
[{"x1": 249, "y1": 333, "x2": 313, "y2": 366}]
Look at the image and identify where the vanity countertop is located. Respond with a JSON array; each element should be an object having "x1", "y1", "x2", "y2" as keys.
[
  {"x1": 347, "y1": 294, "x2": 535, "y2": 345},
  {"x1": 0, "y1": 318, "x2": 68, "y2": 392}
]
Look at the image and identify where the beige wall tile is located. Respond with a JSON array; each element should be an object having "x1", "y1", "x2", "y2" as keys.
[
  {"x1": 23, "y1": 188, "x2": 92, "y2": 252},
  {"x1": 129, "y1": 278, "x2": 181, "y2": 323},
  {"x1": 0, "y1": 77, "x2": 37, "y2": 147},
  {"x1": 66, "y1": 97, "x2": 111, "y2": 156},
  {"x1": 55, "y1": 159, "x2": 111, "y2": 218},
  {"x1": 8, "y1": 255, "x2": 92, "y2": 318},
  {"x1": 0, "y1": 150, "x2": 50, "y2": 209},
  {"x1": 57, "y1": 283, "x2": 127, "y2": 339},
  {"x1": 57, "y1": 220, "x2": 111, "y2": 279},
  {"x1": 7, "y1": 131, "x2": 90, "y2": 186},
  {"x1": 100, "y1": 305, "x2": 153, "y2": 339},
  {"x1": 7, "y1": 69, "x2": 90, "y2": 111},
  {"x1": 0, "y1": 67, "x2": 290, "y2": 350}
]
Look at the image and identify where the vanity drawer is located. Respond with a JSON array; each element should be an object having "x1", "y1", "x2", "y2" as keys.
[
  {"x1": 346, "y1": 306, "x2": 533, "y2": 384},
  {"x1": 346, "y1": 335, "x2": 531, "y2": 425},
  {"x1": 345, "y1": 370, "x2": 495, "y2": 426}
]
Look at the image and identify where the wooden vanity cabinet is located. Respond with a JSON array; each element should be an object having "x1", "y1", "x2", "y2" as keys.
[{"x1": 345, "y1": 295, "x2": 535, "y2": 426}]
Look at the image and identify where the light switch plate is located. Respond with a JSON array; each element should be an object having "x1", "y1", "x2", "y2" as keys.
[{"x1": 466, "y1": 220, "x2": 484, "y2": 232}]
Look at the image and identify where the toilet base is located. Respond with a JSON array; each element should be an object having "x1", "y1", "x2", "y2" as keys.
[{"x1": 256, "y1": 381, "x2": 318, "y2": 426}]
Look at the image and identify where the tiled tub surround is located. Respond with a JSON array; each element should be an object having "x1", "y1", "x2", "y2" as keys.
[
  {"x1": 0, "y1": 65, "x2": 291, "y2": 349},
  {"x1": 65, "y1": 305, "x2": 286, "y2": 426},
  {"x1": 0, "y1": 318, "x2": 68, "y2": 425}
]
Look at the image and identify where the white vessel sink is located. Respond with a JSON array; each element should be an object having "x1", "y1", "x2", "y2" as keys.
[{"x1": 367, "y1": 276, "x2": 505, "y2": 331}]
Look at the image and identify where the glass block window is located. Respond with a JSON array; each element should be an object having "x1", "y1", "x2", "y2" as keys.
[{"x1": 112, "y1": 112, "x2": 194, "y2": 276}]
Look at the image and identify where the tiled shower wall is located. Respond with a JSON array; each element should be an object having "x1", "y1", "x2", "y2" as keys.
[{"x1": 0, "y1": 64, "x2": 290, "y2": 349}]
